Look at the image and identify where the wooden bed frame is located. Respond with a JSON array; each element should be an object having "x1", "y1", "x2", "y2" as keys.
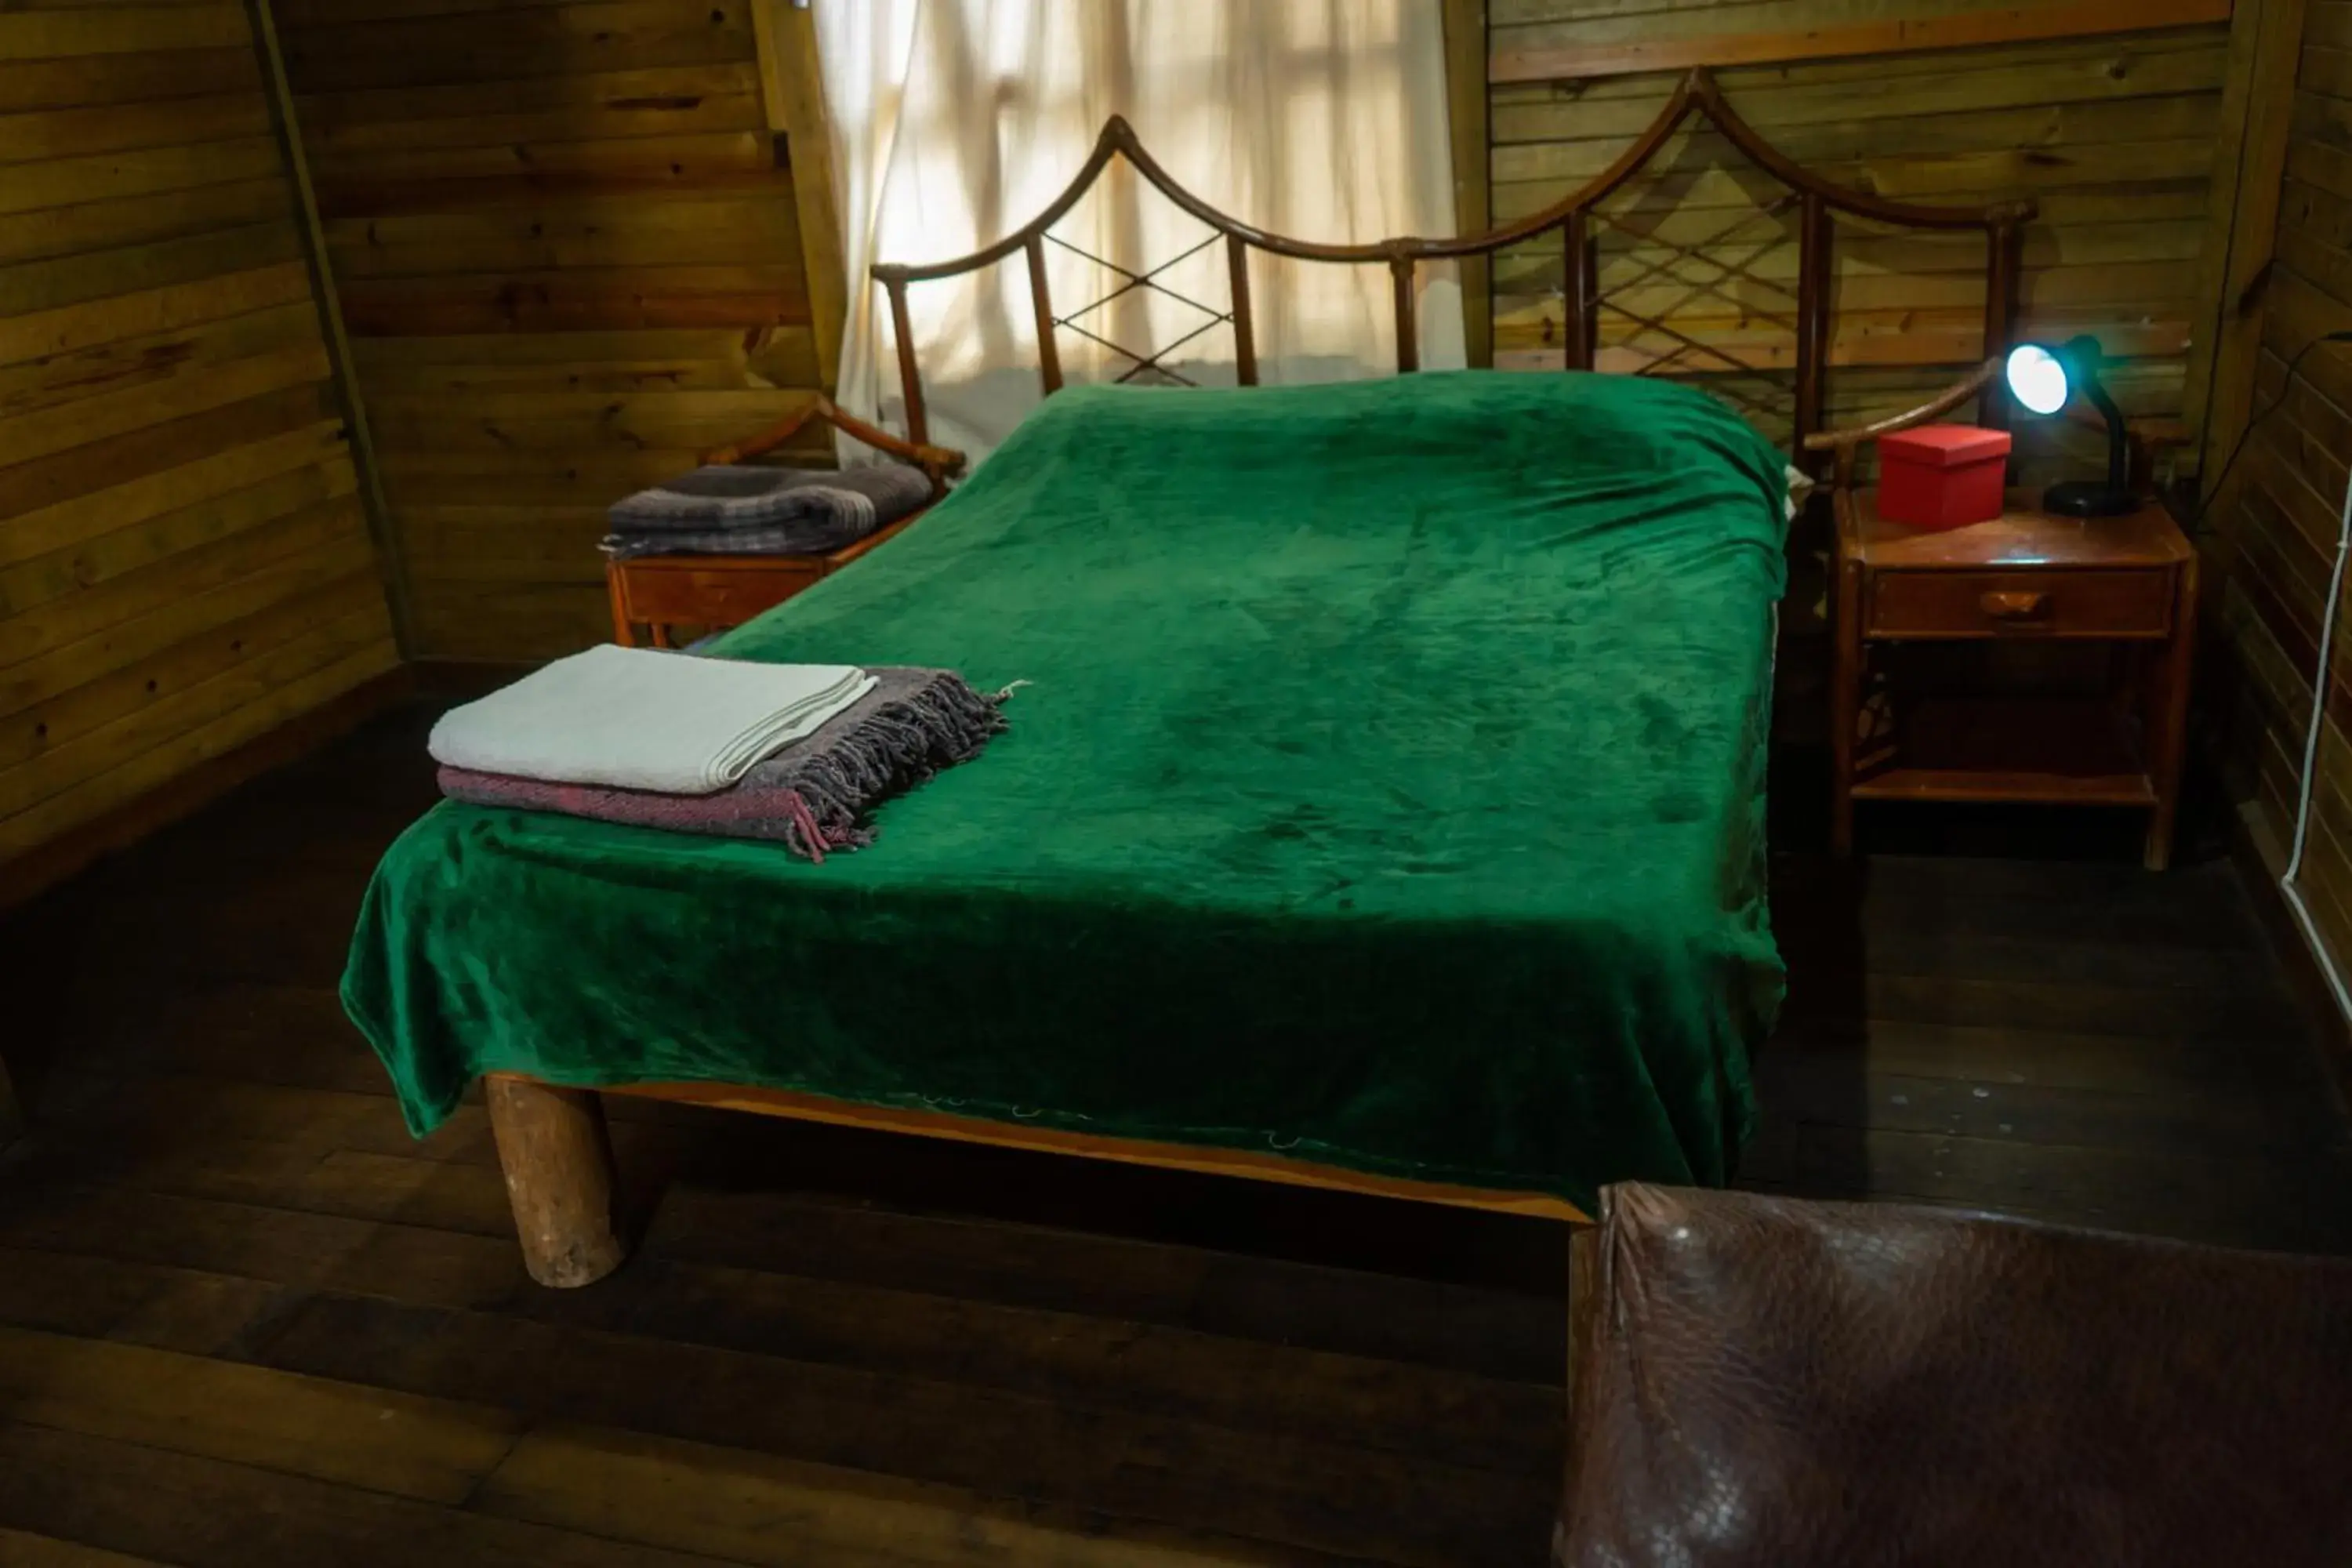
[{"x1": 485, "y1": 67, "x2": 2034, "y2": 1294}]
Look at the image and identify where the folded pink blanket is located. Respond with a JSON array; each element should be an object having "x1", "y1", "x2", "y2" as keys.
[{"x1": 437, "y1": 666, "x2": 1005, "y2": 862}]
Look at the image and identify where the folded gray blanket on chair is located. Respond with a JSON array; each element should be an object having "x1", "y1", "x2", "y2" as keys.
[
  {"x1": 604, "y1": 463, "x2": 931, "y2": 558},
  {"x1": 604, "y1": 522, "x2": 887, "y2": 561},
  {"x1": 437, "y1": 666, "x2": 1006, "y2": 862}
]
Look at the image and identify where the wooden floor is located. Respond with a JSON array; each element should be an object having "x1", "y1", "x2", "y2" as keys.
[{"x1": 2, "y1": 706, "x2": 2349, "y2": 1567}]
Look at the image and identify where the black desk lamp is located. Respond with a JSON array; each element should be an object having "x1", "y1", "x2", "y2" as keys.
[{"x1": 2004, "y1": 338, "x2": 2135, "y2": 518}]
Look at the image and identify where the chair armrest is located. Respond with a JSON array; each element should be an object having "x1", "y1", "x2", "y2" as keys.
[
  {"x1": 702, "y1": 396, "x2": 968, "y2": 497},
  {"x1": 820, "y1": 397, "x2": 969, "y2": 489}
]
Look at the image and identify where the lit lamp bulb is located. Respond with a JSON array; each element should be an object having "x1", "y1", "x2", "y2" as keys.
[
  {"x1": 2002, "y1": 336, "x2": 2135, "y2": 517},
  {"x1": 2005, "y1": 344, "x2": 2071, "y2": 418}
]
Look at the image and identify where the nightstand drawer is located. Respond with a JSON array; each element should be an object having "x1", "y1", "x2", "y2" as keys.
[
  {"x1": 1867, "y1": 568, "x2": 2173, "y2": 639},
  {"x1": 615, "y1": 561, "x2": 822, "y2": 627}
]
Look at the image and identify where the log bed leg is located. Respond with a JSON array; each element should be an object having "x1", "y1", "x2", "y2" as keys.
[{"x1": 485, "y1": 1075, "x2": 628, "y2": 1288}]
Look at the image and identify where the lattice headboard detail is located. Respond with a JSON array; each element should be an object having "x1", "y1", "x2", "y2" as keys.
[{"x1": 872, "y1": 67, "x2": 2034, "y2": 473}]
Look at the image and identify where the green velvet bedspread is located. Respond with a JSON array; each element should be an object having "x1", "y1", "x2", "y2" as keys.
[{"x1": 343, "y1": 371, "x2": 1789, "y2": 1210}]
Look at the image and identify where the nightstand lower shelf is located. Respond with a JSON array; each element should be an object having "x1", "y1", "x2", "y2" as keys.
[{"x1": 1851, "y1": 698, "x2": 2157, "y2": 807}]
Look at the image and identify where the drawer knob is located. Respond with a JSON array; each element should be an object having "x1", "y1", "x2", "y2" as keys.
[{"x1": 1980, "y1": 589, "x2": 2053, "y2": 621}]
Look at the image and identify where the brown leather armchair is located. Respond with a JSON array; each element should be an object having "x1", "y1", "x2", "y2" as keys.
[{"x1": 1558, "y1": 1185, "x2": 2352, "y2": 1567}]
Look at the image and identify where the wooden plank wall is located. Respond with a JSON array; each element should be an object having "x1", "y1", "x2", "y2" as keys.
[
  {"x1": 2205, "y1": 2, "x2": 2352, "y2": 971},
  {"x1": 1486, "y1": 0, "x2": 2238, "y2": 485},
  {"x1": 0, "y1": 2, "x2": 401, "y2": 879},
  {"x1": 274, "y1": 0, "x2": 828, "y2": 662}
]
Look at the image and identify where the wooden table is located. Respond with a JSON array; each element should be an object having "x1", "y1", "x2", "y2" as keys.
[
  {"x1": 1830, "y1": 489, "x2": 2197, "y2": 869},
  {"x1": 605, "y1": 514, "x2": 920, "y2": 648}
]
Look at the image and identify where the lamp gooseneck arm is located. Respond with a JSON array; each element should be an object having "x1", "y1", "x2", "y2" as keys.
[{"x1": 2084, "y1": 372, "x2": 2129, "y2": 496}]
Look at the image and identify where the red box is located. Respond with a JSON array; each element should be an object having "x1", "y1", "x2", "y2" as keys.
[{"x1": 1878, "y1": 424, "x2": 2013, "y2": 531}]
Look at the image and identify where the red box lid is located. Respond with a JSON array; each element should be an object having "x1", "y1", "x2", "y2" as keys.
[{"x1": 1880, "y1": 423, "x2": 2014, "y2": 470}]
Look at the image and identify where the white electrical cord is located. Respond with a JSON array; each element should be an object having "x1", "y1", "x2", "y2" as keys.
[{"x1": 2281, "y1": 463, "x2": 2352, "y2": 1023}]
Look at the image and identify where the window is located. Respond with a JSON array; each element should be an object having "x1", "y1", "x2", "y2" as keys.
[{"x1": 816, "y1": 0, "x2": 1461, "y2": 457}]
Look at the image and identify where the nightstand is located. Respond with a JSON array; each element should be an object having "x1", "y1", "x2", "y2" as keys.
[{"x1": 1829, "y1": 488, "x2": 2197, "y2": 869}]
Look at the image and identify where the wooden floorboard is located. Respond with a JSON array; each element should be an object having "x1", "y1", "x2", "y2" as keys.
[{"x1": 0, "y1": 706, "x2": 2348, "y2": 1564}]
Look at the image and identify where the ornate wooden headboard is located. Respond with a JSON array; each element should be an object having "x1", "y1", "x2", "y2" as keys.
[{"x1": 871, "y1": 67, "x2": 2035, "y2": 471}]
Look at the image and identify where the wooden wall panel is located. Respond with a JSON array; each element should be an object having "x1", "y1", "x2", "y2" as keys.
[
  {"x1": 1490, "y1": 0, "x2": 2233, "y2": 78},
  {"x1": 0, "y1": 4, "x2": 399, "y2": 880},
  {"x1": 2205, "y1": 2, "x2": 2352, "y2": 971},
  {"x1": 1485, "y1": 11, "x2": 2236, "y2": 486},
  {"x1": 277, "y1": 0, "x2": 826, "y2": 660}
]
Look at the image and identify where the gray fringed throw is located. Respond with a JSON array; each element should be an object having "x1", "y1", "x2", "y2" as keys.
[
  {"x1": 437, "y1": 667, "x2": 1007, "y2": 862},
  {"x1": 603, "y1": 463, "x2": 932, "y2": 559}
]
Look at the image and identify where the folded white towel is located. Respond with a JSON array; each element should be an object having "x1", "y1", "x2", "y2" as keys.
[{"x1": 428, "y1": 644, "x2": 876, "y2": 795}]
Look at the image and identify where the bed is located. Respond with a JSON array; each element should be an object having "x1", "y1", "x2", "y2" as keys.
[
  {"x1": 342, "y1": 67, "x2": 2031, "y2": 1294},
  {"x1": 350, "y1": 365, "x2": 1784, "y2": 1182}
]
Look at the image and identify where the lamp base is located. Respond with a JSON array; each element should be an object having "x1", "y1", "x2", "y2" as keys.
[{"x1": 2040, "y1": 478, "x2": 2139, "y2": 518}]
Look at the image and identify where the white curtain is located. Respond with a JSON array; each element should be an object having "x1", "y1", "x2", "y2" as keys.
[{"x1": 812, "y1": 0, "x2": 1464, "y2": 464}]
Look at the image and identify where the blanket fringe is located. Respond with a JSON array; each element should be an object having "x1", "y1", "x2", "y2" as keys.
[{"x1": 778, "y1": 673, "x2": 1009, "y2": 862}]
